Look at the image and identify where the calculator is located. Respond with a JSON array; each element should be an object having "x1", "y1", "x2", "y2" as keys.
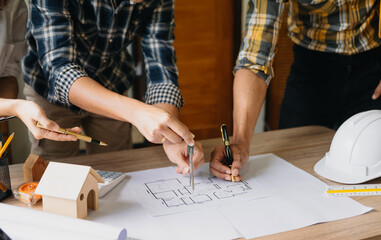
[{"x1": 96, "y1": 170, "x2": 126, "y2": 198}]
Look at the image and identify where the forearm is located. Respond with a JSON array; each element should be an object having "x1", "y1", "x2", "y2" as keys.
[
  {"x1": 232, "y1": 69, "x2": 267, "y2": 147},
  {"x1": 68, "y1": 76, "x2": 143, "y2": 124},
  {"x1": 154, "y1": 103, "x2": 179, "y2": 118},
  {"x1": 0, "y1": 99, "x2": 23, "y2": 116}
]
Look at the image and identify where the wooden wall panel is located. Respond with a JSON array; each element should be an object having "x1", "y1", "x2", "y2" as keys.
[{"x1": 175, "y1": 0, "x2": 236, "y2": 139}]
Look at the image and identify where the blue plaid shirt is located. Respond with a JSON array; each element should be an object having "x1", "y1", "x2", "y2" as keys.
[{"x1": 22, "y1": 0, "x2": 183, "y2": 111}]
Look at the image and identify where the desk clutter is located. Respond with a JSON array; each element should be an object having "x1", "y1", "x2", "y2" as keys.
[
  {"x1": 1, "y1": 152, "x2": 128, "y2": 240},
  {"x1": 4, "y1": 153, "x2": 126, "y2": 219}
]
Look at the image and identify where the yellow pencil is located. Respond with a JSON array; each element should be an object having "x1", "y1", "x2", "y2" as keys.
[
  {"x1": 36, "y1": 122, "x2": 108, "y2": 146},
  {"x1": 0, "y1": 132, "x2": 14, "y2": 158}
]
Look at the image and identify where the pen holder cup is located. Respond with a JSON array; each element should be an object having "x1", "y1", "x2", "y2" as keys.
[{"x1": 0, "y1": 154, "x2": 12, "y2": 202}]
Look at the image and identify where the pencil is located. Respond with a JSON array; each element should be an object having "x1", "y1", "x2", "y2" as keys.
[
  {"x1": 58, "y1": 127, "x2": 108, "y2": 146},
  {"x1": 36, "y1": 122, "x2": 108, "y2": 146},
  {"x1": 0, "y1": 132, "x2": 14, "y2": 158}
]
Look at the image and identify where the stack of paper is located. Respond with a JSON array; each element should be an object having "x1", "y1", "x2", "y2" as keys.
[{"x1": 0, "y1": 203, "x2": 126, "y2": 240}]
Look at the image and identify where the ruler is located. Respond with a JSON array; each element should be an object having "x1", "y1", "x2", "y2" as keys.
[{"x1": 326, "y1": 184, "x2": 381, "y2": 196}]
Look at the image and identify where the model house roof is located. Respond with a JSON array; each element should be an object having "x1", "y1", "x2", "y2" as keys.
[{"x1": 35, "y1": 162, "x2": 104, "y2": 200}]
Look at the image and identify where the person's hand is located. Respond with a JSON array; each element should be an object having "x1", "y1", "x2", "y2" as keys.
[
  {"x1": 132, "y1": 104, "x2": 195, "y2": 146},
  {"x1": 372, "y1": 80, "x2": 381, "y2": 100},
  {"x1": 15, "y1": 100, "x2": 81, "y2": 141},
  {"x1": 163, "y1": 141, "x2": 205, "y2": 174},
  {"x1": 209, "y1": 143, "x2": 249, "y2": 181}
]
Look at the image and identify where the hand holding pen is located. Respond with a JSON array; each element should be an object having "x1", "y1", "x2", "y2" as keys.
[
  {"x1": 209, "y1": 124, "x2": 249, "y2": 182},
  {"x1": 1, "y1": 99, "x2": 81, "y2": 142},
  {"x1": 36, "y1": 122, "x2": 107, "y2": 146}
]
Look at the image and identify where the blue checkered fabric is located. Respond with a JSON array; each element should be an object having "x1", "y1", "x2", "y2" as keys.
[{"x1": 23, "y1": 0, "x2": 183, "y2": 111}]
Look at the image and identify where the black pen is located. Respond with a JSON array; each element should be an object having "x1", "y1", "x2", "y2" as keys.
[{"x1": 220, "y1": 124, "x2": 235, "y2": 182}]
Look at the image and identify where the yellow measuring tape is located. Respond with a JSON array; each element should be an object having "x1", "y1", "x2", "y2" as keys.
[{"x1": 326, "y1": 184, "x2": 381, "y2": 196}]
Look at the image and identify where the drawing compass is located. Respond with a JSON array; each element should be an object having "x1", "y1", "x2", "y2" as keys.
[{"x1": 188, "y1": 145, "x2": 195, "y2": 192}]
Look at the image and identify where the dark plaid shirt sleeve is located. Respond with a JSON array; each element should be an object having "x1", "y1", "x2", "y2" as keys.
[
  {"x1": 141, "y1": 0, "x2": 184, "y2": 109},
  {"x1": 29, "y1": 0, "x2": 88, "y2": 107}
]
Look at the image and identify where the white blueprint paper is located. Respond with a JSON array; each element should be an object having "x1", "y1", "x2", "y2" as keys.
[
  {"x1": 218, "y1": 154, "x2": 373, "y2": 239},
  {"x1": 88, "y1": 176, "x2": 242, "y2": 240},
  {"x1": 128, "y1": 163, "x2": 271, "y2": 216},
  {"x1": 87, "y1": 153, "x2": 371, "y2": 240}
]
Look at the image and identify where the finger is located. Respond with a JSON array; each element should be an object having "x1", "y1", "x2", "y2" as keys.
[
  {"x1": 372, "y1": 80, "x2": 381, "y2": 100},
  {"x1": 231, "y1": 150, "x2": 243, "y2": 177},
  {"x1": 210, "y1": 146, "x2": 231, "y2": 173},
  {"x1": 210, "y1": 145, "x2": 226, "y2": 161},
  {"x1": 209, "y1": 159, "x2": 231, "y2": 175},
  {"x1": 232, "y1": 174, "x2": 242, "y2": 182},
  {"x1": 32, "y1": 106, "x2": 58, "y2": 132},
  {"x1": 167, "y1": 118, "x2": 195, "y2": 146},
  {"x1": 30, "y1": 127, "x2": 77, "y2": 141},
  {"x1": 41, "y1": 119, "x2": 60, "y2": 132},
  {"x1": 35, "y1": 118, "x2": 80, "y2": 141},
  {"x1": 66, "y1": 126, "x2": 82, "y2": 134},
  {"x1": 193, "y1": 144, "x2": 205, "y2": 171},
  {"x1": 176, "y1": 157, "x2": 190, "y2": 175},
  {"x1": 35, "y1": 112, "x2": 60, "y2": 132},
  {"x1": 43, "y1": 130, "x2": 77, "y2": 141},
  {"x1": 28, "y1": 127, "x2": 45, "y2": 140},
  {"x1": 193, "y1": 150, "x2": 205, "y2": 170},
  {"x1": 147, "y1": 131, "x2": 166, "y2": 144},
  {"x1": 160, "y1": 128, "x2": 182, "y2": 144},
  {"x1": 209, "y1": 165, "x2": 234, "y2": 181},
  {"x1": 176, "y1": 167, "x2": 183, "y2": 174}
]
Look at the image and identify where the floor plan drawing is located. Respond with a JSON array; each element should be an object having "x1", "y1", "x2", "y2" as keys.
[{"x1": 144, "y1": 177, "x2": 252, "y2": 208}]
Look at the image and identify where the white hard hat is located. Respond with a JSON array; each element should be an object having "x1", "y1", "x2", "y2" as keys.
[{"x1": 314, "y1": 110, "x2": 381, "y2": 184}]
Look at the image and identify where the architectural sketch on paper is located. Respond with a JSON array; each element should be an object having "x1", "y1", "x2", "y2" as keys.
[{"x1": 144, "y1": 177, "x2": 252, "y2": 208}]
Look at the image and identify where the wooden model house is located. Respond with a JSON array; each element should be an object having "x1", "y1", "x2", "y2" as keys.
[
  {"x1": 35, "y1": 162, "x2": 104, "y2": 219},
  {"x1": 23, "y1": 154, "x2": 49, "y2": 182}
]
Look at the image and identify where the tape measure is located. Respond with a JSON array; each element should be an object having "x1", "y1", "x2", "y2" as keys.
[
  {"x1": 13, "y1": 182, "x2": 42, "y2": 206},
  {"x1": 326, "y1": 184, "x2": 381, "y2": 196}
]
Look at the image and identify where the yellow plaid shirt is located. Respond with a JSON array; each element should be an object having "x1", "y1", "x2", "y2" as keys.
[{"x1": 236, "y1": 0, "x2": 381, "y2": 83}]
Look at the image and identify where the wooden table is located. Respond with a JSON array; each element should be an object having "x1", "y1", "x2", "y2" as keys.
[{"x1": 4, "y1": 126, "x2": 381, "y2": 239}]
